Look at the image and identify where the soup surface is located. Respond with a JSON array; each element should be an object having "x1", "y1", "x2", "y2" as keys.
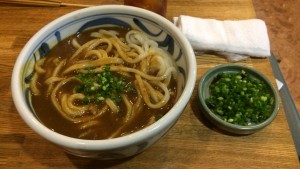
[{"x1": 30, "y1": 27, "x2": 178, "y2": 140}]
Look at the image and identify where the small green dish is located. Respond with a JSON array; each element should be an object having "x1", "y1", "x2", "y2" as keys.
[{"x1": 198, "y1": 64, "x2": 280, "y2": 135}]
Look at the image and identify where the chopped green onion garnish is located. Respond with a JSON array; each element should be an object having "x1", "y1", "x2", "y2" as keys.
[
  {"x1": 75, "y1": 65, "x2": 134, "y2": 104},
  {"x1": 205, "y1": 70, "x2": 274, "y2": 126}
]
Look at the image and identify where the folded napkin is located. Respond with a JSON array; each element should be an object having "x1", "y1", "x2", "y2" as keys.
[{"x1": 174, "y1": 15, "x2": 271, "y2": 62}]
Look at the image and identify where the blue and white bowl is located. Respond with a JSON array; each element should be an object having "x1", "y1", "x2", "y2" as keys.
[{"x1": 11, "y1": 5, "x2": 196, "y2": 159}]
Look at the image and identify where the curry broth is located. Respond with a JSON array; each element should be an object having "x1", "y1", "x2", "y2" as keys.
[{"x1": 31, "y1": 27, "x2": 177, "y2": 140}]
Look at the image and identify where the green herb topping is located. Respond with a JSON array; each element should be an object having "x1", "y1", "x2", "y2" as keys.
[
  {"x1": 75, "y1": 65, "x2": 134, "y2": 104},
  {"x1": 205, "y1": 70, "x2": 274, "y2": 126}
]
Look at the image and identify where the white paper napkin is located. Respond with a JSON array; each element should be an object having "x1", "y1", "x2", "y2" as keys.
[{"x1": 174, "y1": 15, "x2": 271, "y2": 61}]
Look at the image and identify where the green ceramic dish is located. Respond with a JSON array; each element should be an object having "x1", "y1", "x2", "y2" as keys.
[{"x1": 198, "y1": 64, "x2": 280, "y2": 135}]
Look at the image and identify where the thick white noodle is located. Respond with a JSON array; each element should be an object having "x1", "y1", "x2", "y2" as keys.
[
  {"x1": 71, "y1": 39, "x2": 81, "y2": 49},
  {"x1": 30, "y1": 73, "x2": 40, "y2": 95},
  {"x1": 121, "y1": 94, "x2": 133, "y2": 123},
  {"x1": 46, "y1": 59, "x2": 66, "y2": 93},
  {"x1": 35, "y1": 57, "x2": 46, "y2": 74},
  {"x1": 105, "y1": 98, "x2": 119, "y2": 113}
]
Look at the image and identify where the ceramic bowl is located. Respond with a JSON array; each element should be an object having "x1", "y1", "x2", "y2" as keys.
[
  {"x1": 11, "y1": 5, "x2": 196, "y2": 159},
  {"x1": 198, "y1": 64, "x2": 280, "y2": 135}
]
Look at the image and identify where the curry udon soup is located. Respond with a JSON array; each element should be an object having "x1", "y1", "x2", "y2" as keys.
[{"x1": 30, "y1": 27, "x2": 179, "y2": 140}]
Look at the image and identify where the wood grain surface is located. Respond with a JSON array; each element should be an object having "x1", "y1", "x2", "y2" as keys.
[
  {"x1": 0, "y1": 0, "x2": 299, "y2": 168},
  {"x1": 253, "y1": 0, "x2": 300, "y2": 117}
]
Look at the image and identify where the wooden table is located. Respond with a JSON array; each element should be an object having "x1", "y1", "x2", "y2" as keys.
[{"x1": 0, "y1": 0, "x2": 299, "y2": 168}]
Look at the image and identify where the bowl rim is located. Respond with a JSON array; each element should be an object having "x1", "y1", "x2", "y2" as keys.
[
  {"x1": 11, "y1": 5, "x2": 197, "y2": 150},
  {"x1": 198, "y1": 64, "x2": 280, "y2": 132}
]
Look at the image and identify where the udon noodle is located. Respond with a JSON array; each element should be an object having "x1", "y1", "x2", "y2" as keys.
[{"x1": 30, "y1": 27, "x2": 178, "y2": 139}]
